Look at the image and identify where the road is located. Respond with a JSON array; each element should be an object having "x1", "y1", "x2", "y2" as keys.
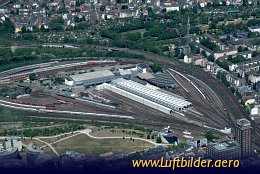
[{"x1": 33, "y1": 137, "x2": 60, "y2": 156}]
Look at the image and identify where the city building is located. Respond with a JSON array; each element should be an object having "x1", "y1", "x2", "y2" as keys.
[
  {"x1": 4, "y1": 137, "x2": 23, "y2": 151},
  {"x1": 162, "y1": 2, "x2": 180, "y2": 12},
  {"x1": 147, "y1": 73, "x2": 177, "y2": 88},
  {"x1": 35, "y1": 154, "x2": 56, "y2": 169},
  {"x1": 187, "y1": 137, "x2": 208, "y2": 148},
  {"x1": 26, "y1": 143, "x2": 44, "y2": 167},
  {"x1": 235, "y1": 118, "x2": 253, "y2": 158},
  {"x1": 97, "y1": 78, "x2": 192, "y2": 114},
  {"x1": 136, "y1": 63, "x2": 151, "y2": 73},
  {"x1": 0, "y1": 147, "x2": 20, "y2": 160},
  {"x1": 248, "y1": 26, "x2": 260, "y2": 33},
  {"x1": 38, "y1": 78, "x2": 52, "y2": 85},
  {"x1": 60, "y1": 151, "x2": 87, "y2": 170},
  {"x1": 158, "y1": 132, "x2": 178, "y2": 144},
  {"x1": 206, "y1": 140, "x2": 241, "y2": 160},
  {"x1": 0, "y1": 159, "x2": 27, "y2": 169},
  {"x1": 176, "y1": 45, "x2": 191, "y2": 56},
  {"x1": 65, "y1": 70, "x2": 116, "y2": 86}
]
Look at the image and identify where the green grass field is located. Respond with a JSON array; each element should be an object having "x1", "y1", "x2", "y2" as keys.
[
  {"x1": 53, "y1": 134, "x2": 154, "y2": 156},
  {"x1": 22, "y1": 138, "x2": 46, "y2": 147}
]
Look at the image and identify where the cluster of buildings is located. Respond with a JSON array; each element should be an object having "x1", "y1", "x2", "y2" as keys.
[
  {"x1": 182, "y1": 31, "x2": 259, "y2": 91},
  {"x1": 197, "y1": 0, "x2": 260, "y2": 7},
  {"x1": 153, "y1": 126, "x2": 208, "y2": 148},
  {"x1": 163, "y1": 118, "x2": 258, "y2": 167},
  {"x1": 0, "y1": 138, "x2": 55, "y2": 169},
  {"x1": 179, "y1": 30, "x2": 260, "y2": 128},
  {"x1": 3, "y1": 0, "x2": 259, "y2": 33},
  {"x1": 207, "y1": 119, "x2": 253, "y2": 160},
  {"x1": 0, "y1": 138, "x2": 94, "y2": 169},
  {"x1": 64, "y1": 63, "x2": 192, "y2": 114},
  {"x1": 0, "y1": 0, "x2": 183, "y2": 33}
]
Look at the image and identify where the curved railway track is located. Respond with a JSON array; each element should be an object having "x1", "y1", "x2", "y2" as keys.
[
  {"x1": 123, "y1": 48, "x2": 244, "y2": 122},
  {"x1": 169, "y1": 69, "x2": 232, "y2": 128}
]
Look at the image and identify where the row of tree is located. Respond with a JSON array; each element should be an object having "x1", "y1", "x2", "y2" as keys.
[{"x1": 0, "y1": 124, "x2": 85, "y2": 137}]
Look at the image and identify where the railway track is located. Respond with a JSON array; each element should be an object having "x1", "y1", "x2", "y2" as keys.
[
  {"x1": 188, "y1": 74, "x2": 234, "y2": 123},
  {"x1": 98, "y1": 89, "x2": 225, "y2": 132},
  {"x1": 169, "y1": 70, "x2": 231, "y2": 128},
  {"x1": 122, "y1": 48, "x2": 244, "y2": 121},
  {"x1": 49, "y1": 93, "x2": 133, "y2": 115},
  {"x1": 99, "y1": 90, "x2": 191, "y2": 124}
]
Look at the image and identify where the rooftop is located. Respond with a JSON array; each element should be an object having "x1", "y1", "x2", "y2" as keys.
[
  {"x1": 26, "y1": 143, "x2": 44, "y2": 154},
  {"x1": 237, "y1": 55, "x2": 260, "y2": 67},
  {"x1": 162, "y1": 134, "x2": 178, "y2": 144},
  {"x1": 249, "y1": 25, "x2": 260, "y2": 30},
  {"x1": 69, "y1": 70, "x2": 114, "y2": 82},
  {"x1": 0, "y1": 147, "x2": 18, "y2": 157},
  {"x1": 136, "y1": 73, "x2": 155, "y2": 80},
  {"x1": 212, "y1": 140, "x2": 239, "y2": 151},
  {"x1": 236, "y1": 118, "x2": 251, "y2": 128},
  {"x1": 137, "y1": 63, "x2": 150, "y2": 69},
  {"x1": 111, "y1": 78, "x2": 191, "y2": 110}
]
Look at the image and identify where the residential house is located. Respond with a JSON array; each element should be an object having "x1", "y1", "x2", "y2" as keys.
[
  {"x1": 237, "y1": 51, "x2": 252, "y2": 59},
  {"x1": 242, "y1": 95, "x2": 255, "y2": 106},
  {"x1": 236, "y1": 85, "x2": 253, "y2": 96},
  {"x1": 247, "y1": 71, "x2": 260, "y2": 83},
  {"x1": 193, "y1": 55, "x2": 208, "y2": 67},
  {"x1": 162, "y1": 2, "x2": 180, "y2": 12},
  {"x1": 248, "y1": 26, "x2": 260, "y2": 34},
  {"x1": 187, "y1": 137, "x2": 208, "y2": 148},
  {"x1": 226, "y1": 73, "x2": 245, "y2": 87},
  {"x1": 198, "y1": 0, "x2": 213, "y2": 8}
]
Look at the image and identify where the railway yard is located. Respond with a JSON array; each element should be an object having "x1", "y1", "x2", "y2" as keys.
[{"x1": 0, "y1": 56, "x2": 258, "y2": 148}]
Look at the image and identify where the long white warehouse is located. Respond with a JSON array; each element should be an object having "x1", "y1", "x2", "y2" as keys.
[{"x1": 97, "y1": 78, "x2": 192, "y2": 114}]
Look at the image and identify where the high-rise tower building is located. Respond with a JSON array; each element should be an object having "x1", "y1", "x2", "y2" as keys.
[{"x1": 235, "y1": 118, "x2": 253, "y2": 158}]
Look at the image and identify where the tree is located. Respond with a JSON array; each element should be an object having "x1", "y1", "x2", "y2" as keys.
[
  {"x1": 216, "y1": 72, "x2": 221, "y2": 79},
  {"x1": 230, "y1": 86, "x2": 235, "y2": 93},
  {"x1": 243, "y1": 47, "x2": 248, "y2": 52},
  {"x1": 201, "y1": 38, "x2": 220, "y2": 52},
  {"x1": 21, "y1": 26, "x2": 27, "y2": 33},
  {"x1": 0, "y1": 18, "x2": 15, "y2": 35},
  {"x1": 205, "y1": 131, "x2": 215, "y2": 141},
  {"x1": 49, "y1": 17, "x2": 64, "y2": 31},
  {"x1": 213, "y1": 0, "x2": 220, "y2": 6},
  {"x1": 228, "y1": 55, "x2": 246, "y2": 64},
  {"x1": 29, "y1": 73, "x2": 37, "y2": 81},
  {"x1": 100, "y1": 5, "x2": 106, "y2": 11},
  {"x1": 156, "y1": 137, "x2": 162, "y2": 143},
  {"x1": 201, "y1": 50, "x2": 207, "y2": 57},
  {"x1": 40, "y1": 25, "x2": 46, "y2": 32},
  {"x1": 252, "y1": 51, "x2": 258, "y2": 57},
  {"x1": 207, "y1": 55, "x2": 215, "y2": 62},
  {"x1": 125, "y1": 32, "x2": 141, "y2": 41},
  {"x1": 243, "y1": 0, "x2": 248, "y2": 6},
  {"x1": 235, "y1": 90, "x2": 242, "y2": 100},
  {"x1": 151, "y1": 63, "x2": 163, "y2": 73},
  {"x1": 238, "y1": 46, "x2": 243, "y2": 52}
]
